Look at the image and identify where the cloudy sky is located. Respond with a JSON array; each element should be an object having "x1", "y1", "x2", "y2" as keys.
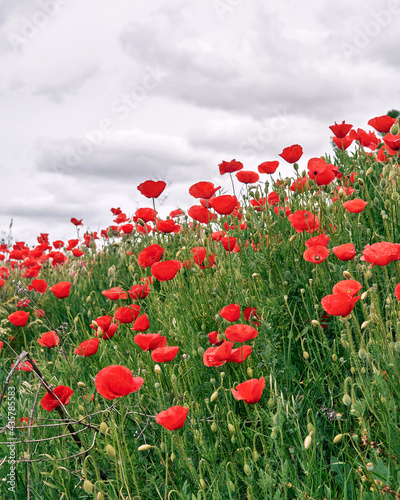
[{"x1": 1, "y1": 0, "x2": 399, "y2": 245}]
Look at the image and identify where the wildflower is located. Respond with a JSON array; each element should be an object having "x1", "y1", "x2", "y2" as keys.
[
  {"x1": 225, "y1": 324, "x2": 258, "y2": 342},
  {"x1": 212, "y1": 195, "x2": 238, "y2": 215},
  {"x1": 279, "y1": 144, "x2": 303, "y2": 163},
  {"x1": 332, "y1": 243, "x2": 356, "y2": 261},
  {"x1": 40, "y1": 385, "x2": 73, "y2": 411},
  {"x1": 151, "y1": 260, "x2": 181, "y2": 281},
  {"x1": 332, "y1": 280, "x2": 362, "y2": 296},
  {"x1": 368, "y1": 115, "x2": 396, "y2": 133},
  {"x1": 133, "y1": 207, "x2": 157, "y2": 223},
  {"x1": 303, "y1": 246, "x2": 329, "y2": 264},
  {"x1": 236, "y1": 171, "x2": 259, "y2": 184},
  {"x1": 134, "y1": 333, "x2": 167, "y2": 351},
  {"x1": 189, "y1": 182, "x2": 221, "y2": 199},
  {"x1": 343, "y1": 199, "x2": 367, "y2": 213},
  {"x1": 38, "y1": 331, "x2": 60, "y2": 348},
  {"x1": 188, "y1": 205, "x2": 217, "y2": 223},
  {"x1": 70, "y1": 218, "x2": 83, "y2": 226},
  {"x1": 305, "y1": 234, "x2": 330, "y2": 248},
  {"x1": 138, "y1": 244, "x2": 165, "y2": 268},
  {"x1": 74, "y1": 338, "x2": 99, "y2": 357},
  {"x1": 258, "y1": 161, "x2": 279, "y2": 174},
  {"x1": 8, "y1": 311, "x2": 29, "y2": 326},
  {"x1": 231, "y1": 377, "x2": 265, "y2": 404},
  {"x1": 137, "y1": 180, "x2": 166, "y2": 198},
  {"x1": 226, "y1": 345, "x2": 252, "y2": 363},
  {"x1": 333, "y1": 135, "x2": 354, "y2": 150},
  {"x1": 203, "y1": 341, "x2": 233, "y2": 367},
  {"x1": 218, "y1": 159, "x2": 243, "y2": 175},
  {"x1": 151, "y1": 346, "x2": 180, "y2": 362},
  {"x1": 220, "y1": 303, "x2": 240, "y2": 322},
  {"x1": 155, "y1": 406, "x2": 188, "y2": 430},
  {"x1": 288, "y1": 210, "x2": 320, "y2": 234},
  {"x1": 131, "y1": 313, "x2": 150, "y2": 332},
  {"x1": 49, "y1": 281, "x2": 71, "y2": 299},
  {"x1": 114, "y1": 305, "x2": 141, "y2": 324},
  {"x1": 128, "y1": 283, "x2": 150, "y2": 300},
  {"x1": 362, "y1": 242, "x2": 399, "y2": 266},
  {"x1": 27, "y1": 279, "x2": 48, "y2": 294},
  {"x1": 101, "y1": 287, "x2": 128, "y2": 300},
  {"x1": 321, "y1": 293, "x2": 360, "y2": 316},
  {"x1": 329, "y1": 121, "x2": 353, "y2": 138},
  {"x1": 95, "y1": 365, "x2": 143, "y2": 400}
]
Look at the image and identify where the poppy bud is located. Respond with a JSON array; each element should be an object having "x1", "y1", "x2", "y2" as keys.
[
  {"x1": 271, "y1": 427, "x2": 277, "y2": 439},
  {"x1": 390, "y1": 123, "x2": 400, "y2": 135},
  {"x1": 138, "y1": 444, "x2": 152, "y2": 451},
  {"x1": 79, "y1": 405, "x2": 84, "y2": 413},
  {"x1": 97, "y1": 493, "x2": 103, "y2": 500},
  {"x1": 358, "y1": 348, "x2": 367, "y2": 359},
  {"x1": 228, "y1": 424, "x2": 235, "y2": 434},
  {"x1": 171, "y1": 374, "x2": 177, "y2": 385},
  {"x1": 83, "y1": 480, "x2": 94, "y2": 494},
  {"x1": 77, "y1": 381, "x2": 86, "y2": 388},
  {"x1": 332, "y1": 354, "x2": 337, "y2": 361},
  {"x1": 307, "y1": 423, "x2": 315, "y2": 435},
  {"x1": 197, "y1": 346, "x2": 205, "y2": 357},
  {"x1": 350, "y1": 367, "x2": 356, "y2": 374},
  {"x1": 333, "y1": 434, "x2": 343, "y2": 444},
  {"x1": 170, "y1": 452, "x2": 176, "y2": 462},
  {"x1": 304, "y1": 435, "x2": 312, "y2": 450},
  {"x1": 211, "y1": 422, "x2": 217, "y2": 432},
  {"x1": 365, "y1": 270, "x2": 372, "y2": 280},
  {"x1": 247, "y1": 367, "x2": 253, "y2": 377},
  {"x1": 395, "y1": 342, "x2": 400, "y2": 352},
  {"x1": 154, "y1": 364, "x2": 162, "y2": 375},
  {"x1": 361, "y1": 321, "x2": 370, "y2": 329},
  {"x1": 366, "y1": 462, "x2": 374, "y2": 472},
  {"x1": 86, "y1": 296, "x2": 92, "y2": 304},
  {"x1": 357, "y1": 178, "x2": 364, "y2": 186},
  {"x1": 210, "y1": 391, "x2": 218, "y2": 403},
  {"x1": 343, "y1": 271, "x2": 351, "y2": 279},
  {"x1": 200, "y1": 479, "x2": 206, "y2": 489},
  {"x1": 392, "y1": 192, "x2": 399, "y2": 201},
  {"x1": 105, "y1": 444, "x2": 116, "y2": 459},
  {"x1": 154, "y1": 383, "x2": 160, "y2": 389},
  {"x1": 311, "y1": 320, "x2": 320, "y2": 327},
  {"x1": 303, "y1": 351, "x2": 309, "y2": 360},
  {"x1": 252, "y1": 273, "x2": 260, "y2": 278},
  {"x1": 289, "y1": 234, "x2": 297, "y2": 242},
  {"x1": 229, "y1": 481, "x2": 235, "y2": 491},
  {"x1": 338, "y1": 188, "x2": 345, "y2": 199},
  {"x1": 244, "y1": 463, "x2": 251, "y2": 476},
  {"x1": 342, "y1": 394, "x2": 351, "y2": 406}
]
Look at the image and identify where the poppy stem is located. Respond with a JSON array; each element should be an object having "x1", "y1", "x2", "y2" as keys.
[{"x1": 229, "y1": 173, "x2": 236, "y2": 197}]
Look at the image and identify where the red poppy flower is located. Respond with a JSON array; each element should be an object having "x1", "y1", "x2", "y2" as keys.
[
  {"x1": 218, "y1": 159, "x2": 243, "y2": 175},
  {"x1": 133, "y1": 208, "x2": 157, "y2": 223},
  {"x1": 203, "y1": 341, "x2": 233, "y2": 367},
  {"x1": 332, "y1": 280, "x2": 362, "y2": 297},
  {"x1": 382, "y1": 133, "x2": 400, "y2": 152},
  {"x1": 155, "y1": 405, "x2": 188, "y2": 430},
  {"x1": 134, "y1": 333, "x2": 167, "y2": 351},
  {"x1": 243, "y1": 307, "x2": 261, "y2": 326},
  {"x1": 350, "y1": 128, "x2": 379, "y2": 150},
  {"x1": 307, "y1": 158, "x2": 336, "y2": 186},
  {"x1": 305, "y1": 234, "x2": 330, "y2": 248},
  {"x1": 120, "y1": 223, "x2": 134, "y2": 235},
  {"x1": 188, "y1": 205, "x2": 217, "y2": 224},
  {"x1": 368, "y1": 115, "x2": 396, "y2": 133},
  {"x1": 137, "y1": 244, "x2": 165, "y2": 268},
  {"x1": 362, "y1": 242, "x2": 399, "y2": 266},
  {"x1": 137, "y1": 180, "x2": 166, "y2": 198},
  {"x1": 343, "y1": 199, "x2": 367, "y2": 213},
  {"x1": 38, "y1": 331, "x2": 60, "y2": 348},
  {"x1": 170, "y1": 208, "x2": 184, "y2": 218},
  {"x1": 290, "y1": 176, "x2": 309, "y2": 193},
  {"x1": 279, "y1": 144, "x2": 303, "y2": 163},
  {"x1": 303, "y1": 246, "x2": 329, "y2": 264},
  {"x1": 395, "y1": 283, "x2": 400, "y2": 302},
  {"x1": 156, "y1": 219, "x2": 181, "y2": 233},
  {"x1": 70, "y1": 218, "x2": 83, "y2": 226},
  {"x1": 0, "y1": 267, "x2": 10, "y2": 280},
  {"x1": 111, "y1": 207, "x2": 122, "y2": 215},
  {"x1": 66, "y1": 239, "x2": 79, "y2": 250},
  {"x1": 220, "y1": 236, "x2": 237, "y2": 252},
  {"x1": 17, "y1": 299, "x2": 30, "y2": 308},
  {"x1": 92, "y1": 317, "x2": 117, "y2": 340},
  {"x1": 207, "y1": 331, "x2": 222, "y2": 345},
  {"x1": 95, "y1": 365, "x2": 144, "y2": 400},
  {"x1": 236, "y1": 171, "x2": 259, "y2": 184},
  {"x1": 288, "y1": 210, "x2": 320, "y2": 234},
  {"x1": 225, "y1": 324, "x2": 258, "y2": 343},
  {"x1": 258, "y1": 161, "x2": 279, "y2": 174},
  {"x1": 226, "y1": 345, "x2": 252, "y2": 363},
  {"x1": 128, "y1": 283, "x2": 151, "y2": 300},
  {"x1": 35, "y1": 309, "x2": 46, "y2": 318},
  {"x1": 101, "y1": 287, "x2": 128, "y2": 300},
  {"x1": 0, "y1": 279, "x2": 4, "y2": 288},
  {"x1": 321, "y1": 293, "x2": 360, "y2": 316},
  {"x1": 13, "y1": 360, "x2": 34, "y2": 372},
  {"x1": 189, "y1": 182, "x2": 221, "y2": 199},
  {"x1": 267, "y1": 192, "x2": 279, "y2": 206},
  {"x1": 74, "y1": 338, "x2": 99, "y2": 357},
  {"x1": 114, "y1": 305, "x2": 141, "y2": 324},
  {"x1": 151, "y1": 346, "x2": 179, "y2": 363},
  {"x1": 333, "y1": 135, "x2": 354, "y2": 150},
  {"x1": 8, "y1": 311, "x2": 29, "y2": 326},
  {"x1": 52, "y1": 240, "x2": 64, "y2": 249},
  {"x1": 131, "y1": 313, "x2": 150, "y2": 332},
  {"x1": 332, "y1": 243, "x2": 356, "y2": 261},
  {"x1": 220, "y1": 303, "x2": 240, "y2": 322},
  {"x1": 190, "y1": 247, "x2": 216, "y2": 268},
  {"x1": 49, "y1": 281, "x2": 71, "y2": 299},
  {"x1": 151, "y1": 260, "x2": 181, "y2": 281},
  {"x1": 329, "y1": 121, "x2": 353, "y2": 138},
  {"x1": 40, "y1": 385, "x2": 74, "y2": 412},
  {"x1": 212, "y1": 195, "x2": 238, "y2": 215},
  {"x1": 231, "y1": 377, "x2": 265, "y2": 404}
]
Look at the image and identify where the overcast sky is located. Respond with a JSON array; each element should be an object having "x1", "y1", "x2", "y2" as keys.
[{"x1": 1, "y1": 0, "x2": 399, "y2": 246}]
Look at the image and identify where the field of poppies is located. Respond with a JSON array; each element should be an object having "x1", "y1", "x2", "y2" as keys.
[{"x1": 1, "y1": 113, "x2": 400, "y2": 499}]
